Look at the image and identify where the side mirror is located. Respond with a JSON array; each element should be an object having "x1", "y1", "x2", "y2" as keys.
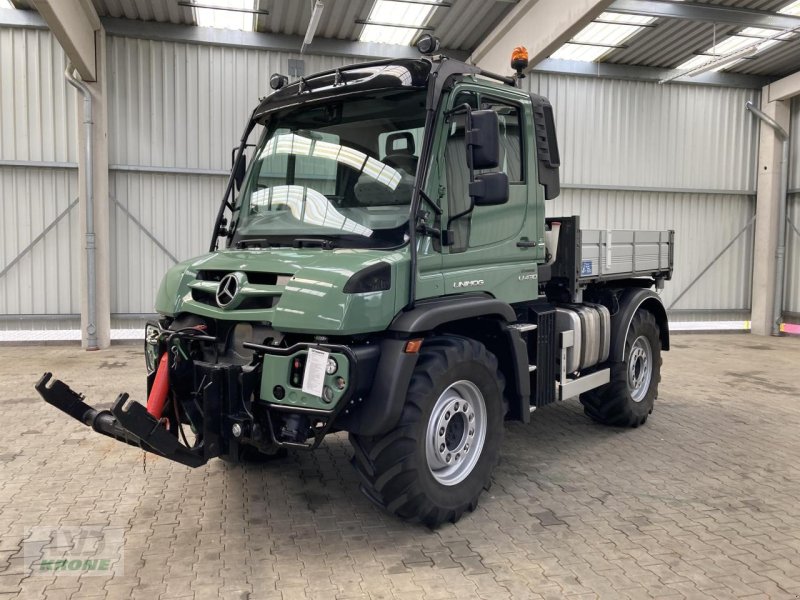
[
  {"x1": 233, "y1": 153, "x2": 246, "y2": 191},
  {"x1": 466, "y1": 109, "x2": 500, "y2": 170},
  {"x1": 470, "y1": 172, "x2": 509, "y2": 206}
]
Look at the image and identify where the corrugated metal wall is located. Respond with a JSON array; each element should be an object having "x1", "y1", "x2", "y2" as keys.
[
  {"x1": 0, "y1": 24, "x2": 771, "y2": 333},
  {"x1": 528, "y1": 73, "x2": 760, "y2": 320},
  {"x1": 0, "y1": 28, "x2": 81, "y2": 331},
  {"x1": 553, "y1": 190, "x2": 755, "y2": 313},
  {"x1": 0, "y1": 167, "x2": 80, "y2": 325},
  {"x1": 106, "y1": 37, "x2": 358, "y2": 322},
  {"x1": 0, "y1": 28, "x2": 77, "y2": 163}
]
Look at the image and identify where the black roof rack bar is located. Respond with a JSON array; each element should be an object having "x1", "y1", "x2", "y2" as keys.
[
  {"x1": 477, "y1": 68, "x2": 516, "y2": 86},
  {"x1": 282, "y1": 58, "x2": 399, "y2": 88},
  {"x1": 270, "y1": 57, "x2": 516, "y2": 94}
]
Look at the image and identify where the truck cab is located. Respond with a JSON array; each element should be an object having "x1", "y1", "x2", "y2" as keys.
[{"x1": 37, "y1": 50, "x2": 673, "y2": 528}]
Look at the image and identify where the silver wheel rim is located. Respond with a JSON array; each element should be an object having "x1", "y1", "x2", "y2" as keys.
[
  {"x1": 425, "y1": 380, "x2": 487, "y2": 486},
  {"x1": 628, "y1": 335, "x2": 652, "y2": 403}
]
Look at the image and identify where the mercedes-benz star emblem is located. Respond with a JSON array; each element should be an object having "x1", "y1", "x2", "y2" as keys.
[{"x1": 216, "y1": 273, "x2": 240, "y2": 308}]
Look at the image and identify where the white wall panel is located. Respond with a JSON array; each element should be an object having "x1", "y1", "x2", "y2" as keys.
[
  {"x1": 106, "y1": 36, "x2": 358, "y2": 170},
  {"x1": 0, "y1": 24, "x2": 772, "y2": 329},
  {"x1": 0, "y1": 166, "x2": 80, "y2": 316},
  {"x1": 528, "y1": 74, "x2": 760, "y2": 193},
  {"x1": 0, "y1": 28, "x2": 77, "y2": 163},
  {"x1": 110, "y1": 171, "x2": 223, "y2": 313},
  {"x1": 105, "y1": 37, "x2": 362, "y2": 314},
  {"x1": 548, "y1": 190, "x2": 755, "y2": 313},
  {"x1": 528, "y1": 72, "x2": 760, "y2": 320}
]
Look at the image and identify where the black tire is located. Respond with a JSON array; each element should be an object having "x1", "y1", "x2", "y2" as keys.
[
  {"x1": 349, "y1": 336, "x2": 506, "y2": 528},
  {"x1": 581, "y1": 309, "x2": 661, "y2": 427}
]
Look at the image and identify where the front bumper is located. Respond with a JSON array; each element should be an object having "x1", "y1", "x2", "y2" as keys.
[
  {"x1": 35, "y1": 373, "x2": 207, "y2": 467},
  {"x1": 35, "y1": 338, "x2": 380, "y2": 468}
]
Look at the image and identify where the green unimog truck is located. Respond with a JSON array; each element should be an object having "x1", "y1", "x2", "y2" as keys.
[{"x1": 37, "y1": 40, "x2": 674, "y2": 527}]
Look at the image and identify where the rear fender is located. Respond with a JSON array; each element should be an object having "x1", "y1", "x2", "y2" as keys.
[{"x1": 610, "y1": 288, "x2": 670, "y2": 362}]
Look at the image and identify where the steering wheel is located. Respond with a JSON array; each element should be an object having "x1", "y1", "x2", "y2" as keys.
[{"x1": 383, "y1": 153, "x2": 418, "y2": 175}]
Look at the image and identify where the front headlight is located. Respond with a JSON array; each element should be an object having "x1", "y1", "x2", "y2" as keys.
[
  {"x1": 343, "y1": 262, "x2": 391, "y2": 294},
  {"x1": 144, "y1": 323, "x2": 161, "y2": 373}
]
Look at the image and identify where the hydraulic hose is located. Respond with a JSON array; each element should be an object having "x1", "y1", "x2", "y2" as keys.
[{"x1": 146, "y1": 354, "x2": 170, "y2": 419}]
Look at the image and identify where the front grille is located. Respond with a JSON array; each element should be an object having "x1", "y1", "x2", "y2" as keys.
[
  {"x1": 197, "y1": 270, "x2": 291, "y2": 285},
  {"x1": 191, "y1": 288, "x2": 217, "y2": 307},
  {"x1": 191, "y1": 288, "x2": 278, "y2": 310}
]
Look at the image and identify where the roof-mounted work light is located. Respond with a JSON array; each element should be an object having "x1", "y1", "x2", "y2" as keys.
[
  {"x1": 270, "y1": 73, "x2": 289, "y2": 90},
  {"x1": 416, "y1": 34, "x2": 440, "y2": 55}
]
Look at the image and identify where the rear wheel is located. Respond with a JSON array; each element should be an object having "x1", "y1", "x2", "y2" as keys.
[
  {"x1": 581, "y1": 309, "x2": 661, "y2": 427},
  {"x1": 350, "y1": 336, "x2": 506, "y2": 527}
]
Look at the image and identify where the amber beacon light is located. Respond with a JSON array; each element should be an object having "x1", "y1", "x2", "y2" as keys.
[{"x1": 511, "y1": 46, "x2": 529, "y2": 77}]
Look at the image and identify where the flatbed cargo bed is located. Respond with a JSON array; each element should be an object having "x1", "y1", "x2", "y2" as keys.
[
  {"x1": 546, "y1": 216, "x2": 674, "y2": 301},
  {"x1": 578, "y1": 229, "x2": 673, "y2": 282}
]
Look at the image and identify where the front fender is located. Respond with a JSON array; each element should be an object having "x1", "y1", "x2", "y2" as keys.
[{"x1": 344, "y1": 294, "x2": 523, "y2": 436}]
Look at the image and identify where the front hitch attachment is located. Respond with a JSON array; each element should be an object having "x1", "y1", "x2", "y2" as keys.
[{"x1": 35, "y1": 373, "x2": 207, "y2": 468}]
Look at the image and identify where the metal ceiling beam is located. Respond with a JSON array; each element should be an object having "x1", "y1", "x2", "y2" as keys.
[
  {"x1": 608, "y1": 0, "x2": 800, "y2": 32},
  {"x1": 29, "y1": 0, "x2": 101, "y2": 80},
  {"x1": 382, "y1": 0, "x2": 453, "y2": 6},
  {"x1": 470, "y1": 0, "x2": 614, "y2": 74},
  {"x1": 532, "y1": 58, "x2": 772, "y2": 89},
  {"x1": 0, "y1": 10, "x2": 469, "y2": 60},
  {"x1": 100, "y1": 17, "x2": 469, "y2": 60},
  {"x1": 354, "y1": 19, "x2": 435, "y2": 30},
  {"x1": 176, "y1": 1, "x2": 270, "y2": 16},
  {"x1": 0, "y1": 7, "x2": 43, "y2": 28},
  {"x1": 767, "y1": 69, "x2": 800, "y2": 101}
]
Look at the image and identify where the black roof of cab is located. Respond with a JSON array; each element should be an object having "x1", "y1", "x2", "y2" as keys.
[{"x1": 253, "y1": 59, "x2": 433, "y2": 120}]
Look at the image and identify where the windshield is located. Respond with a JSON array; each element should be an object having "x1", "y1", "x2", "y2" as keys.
[{"x1": 231, "y1": 89, "x2": 427, "y2": 249}]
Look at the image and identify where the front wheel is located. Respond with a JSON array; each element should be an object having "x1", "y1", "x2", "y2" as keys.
[
  {"x1": 581, "y1": 309, "x2": 662, "y2": 427},
  {"x1": 350, "y1": 336, "x2": 506, "y2": 528}
]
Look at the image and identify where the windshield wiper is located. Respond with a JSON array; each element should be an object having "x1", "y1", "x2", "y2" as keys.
[
  {"x1": 235, "y1": 238, "x2": 283, "y2": 249},
  {"x1": 292, "y1": 238, "x2": 336, "y2": 250}
]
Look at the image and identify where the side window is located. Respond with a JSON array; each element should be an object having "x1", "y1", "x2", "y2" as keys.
[
  {"x1": 444, "y1": 92, "x2": 479, "y2": 253},
  {"x1": 480, "y1": 100, "x2": 523, "y2": 183}
]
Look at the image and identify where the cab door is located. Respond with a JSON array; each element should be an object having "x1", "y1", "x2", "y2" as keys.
[{"x1": 438, "y1": 85, "x2": 544, "y2": 305}]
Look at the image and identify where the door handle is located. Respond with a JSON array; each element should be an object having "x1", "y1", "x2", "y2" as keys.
[{"x1": 517, "y1": 237, "x2": 538, "y2": 248}]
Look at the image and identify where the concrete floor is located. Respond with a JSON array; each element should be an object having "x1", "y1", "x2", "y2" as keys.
[{"x1": 0, "y1": 334, "x2": 799, "y2": 599}]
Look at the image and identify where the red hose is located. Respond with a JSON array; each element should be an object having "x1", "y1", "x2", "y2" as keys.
[{"x1": 146, "y1": 354, "x2": 170, "y2": 419}]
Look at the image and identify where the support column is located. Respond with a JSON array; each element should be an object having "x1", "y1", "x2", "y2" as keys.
[
  {"x1": 750, "y1": 94, "x2": 790, "y2": 336},
  {"x1": 31, "y1": 0, "x2": 110, "y2": 348}
]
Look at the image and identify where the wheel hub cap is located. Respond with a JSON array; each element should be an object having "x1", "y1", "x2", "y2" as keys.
[
  {"x1": 628, "y1": 335, "x2": 652, "y2": 403},
  {"x1": 426, "y1": 380, "x2": 487, "y2": 486}
]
